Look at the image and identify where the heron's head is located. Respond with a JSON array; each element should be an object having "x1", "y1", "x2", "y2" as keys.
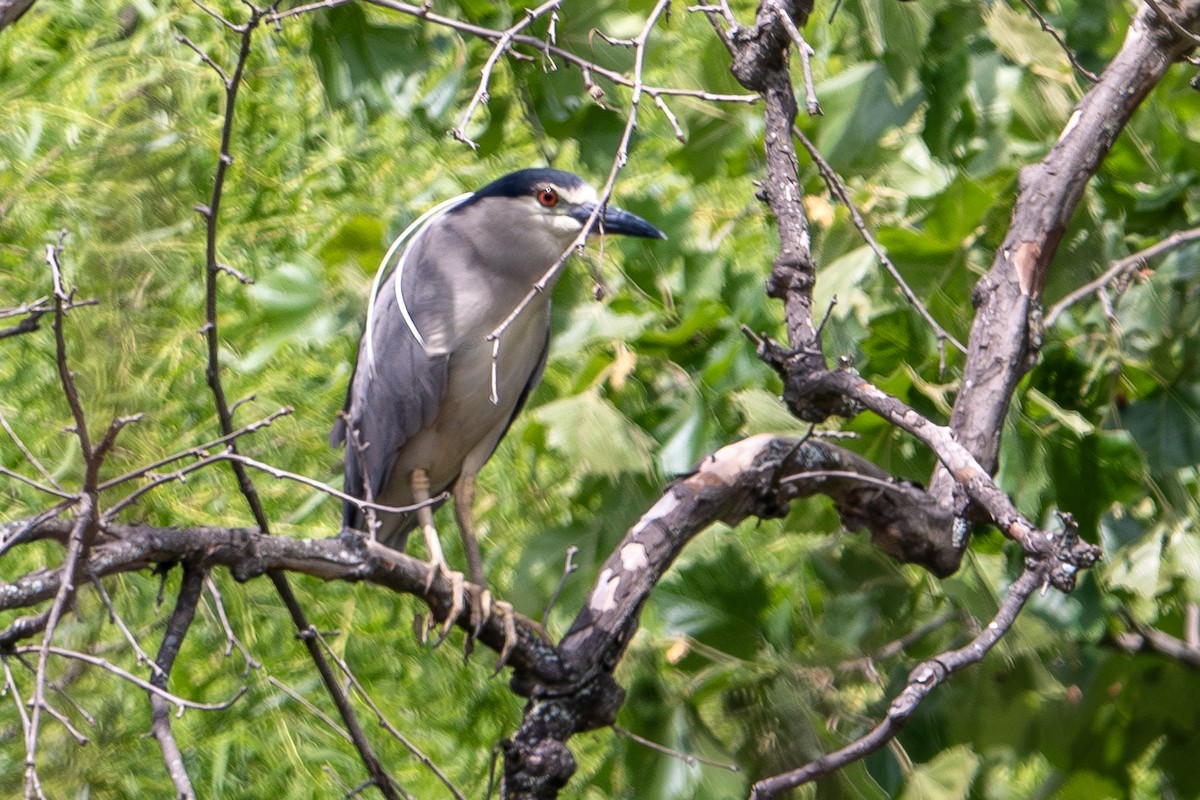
[{"x1": 463, "y1": 168, "x2": 667, "y2": 245}]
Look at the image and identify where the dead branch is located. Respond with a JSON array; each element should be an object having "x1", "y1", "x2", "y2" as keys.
[
  {"x1": 185, "y1": 8, "x2": 404, "y2": 796},
  {"x1": 148, "y1": 564, "x2": 206, "y2": 799},
  {"x1": 750, "y1": 561, "x2": 1048, "y2": 796},
  {"x1": 929, "y1": 0, "x2": 1200, "y2": 504}
]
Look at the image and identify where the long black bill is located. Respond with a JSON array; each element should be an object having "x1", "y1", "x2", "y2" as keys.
[{"x1": 572, "y1": 202, "x2": 667, "y2": 240}]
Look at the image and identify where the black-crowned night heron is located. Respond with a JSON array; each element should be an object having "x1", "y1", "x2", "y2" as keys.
[{"x1": 332, "y1": 168, "x2": 665, "y2": 600}]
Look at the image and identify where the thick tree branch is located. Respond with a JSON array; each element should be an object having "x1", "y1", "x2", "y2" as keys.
[
  {"x1": 499, "y1": 431, "x2": 993, "y2": 799},
  {"x1": 0, "y1": 0, "x2": 37, "y2": 31},
  {"x1": 718, "y1": 0, "x2": 855, "y2": 424},
  {"x1": 2, "y1": 431, "x2": 1023, "y2": 799},
  {"x1": 0, "y1": 519, "x2": 566, "y2": 682},
  {"x1": 930, "y1": 0, "x2": 1200, "y2": 502}
]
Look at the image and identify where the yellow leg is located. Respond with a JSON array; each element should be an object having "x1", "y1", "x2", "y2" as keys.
[
  {"x1": 410, "y1": 469, "x2": 462, "y2": 636},
  {"x1": 453, "y1": 473, "x2": 487, "y2": 588},
  {"x1": 411, "y1": 468, "x2": 447, "y2": 569}
]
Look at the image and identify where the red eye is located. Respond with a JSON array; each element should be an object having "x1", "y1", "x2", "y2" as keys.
[{"x1": 537, "y1": 187, "x2": 559, "y2": 207}]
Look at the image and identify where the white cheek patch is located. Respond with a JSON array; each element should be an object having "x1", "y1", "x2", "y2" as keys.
[
  {"x1": 562, "y1": 184, "x2": 599, "y2": 205},
  {"x1": 551, "y1": 214, "x2": 585, "y2": 235}
]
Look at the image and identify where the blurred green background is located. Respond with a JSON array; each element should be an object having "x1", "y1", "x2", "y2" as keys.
[{"x1": 2, "y1": 0, "x2": 1199, "y2": 797}]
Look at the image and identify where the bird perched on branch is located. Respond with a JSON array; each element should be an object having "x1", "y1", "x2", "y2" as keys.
[{"x1": 333, "y1": 168, "x2": 665, "y2": 601}]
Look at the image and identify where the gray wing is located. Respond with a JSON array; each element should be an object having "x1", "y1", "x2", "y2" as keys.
[{"x1": 332, "y1": 265, "x2": 448, "y2": 532}]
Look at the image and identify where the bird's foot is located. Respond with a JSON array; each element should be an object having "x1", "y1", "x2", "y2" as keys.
[
  {"x1": 459, "y1": 590, "x2": 516, "y2": 671},
  {"x1": 469, "y1": 587, "x2": 493, "y2": 639},
  {"x1": 425, "y1": 560, "x2": 465, "y2": 644},
  {"x1": 492, "y1": 600, "x2": 517, "y2": 674}
]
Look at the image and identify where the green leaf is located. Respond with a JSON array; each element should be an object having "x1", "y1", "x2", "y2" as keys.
[
  {"x1": 982, "y1": 2, "x2": 1072, "y2": 76},
  {"x1": 899, "y1": 745, "x2": 981, "y2": 800},
  {"x1": 1104, "y1": 527, "x2": 1165, "y2": 602},
  {"x1": 656, "y1": 544, "x2": 771, "y2": 659},
  {"x1": 532, "y1": 391, "x2": 655, "y2": 477},
  {"x1": 814, "y1": 62, "x2": 921, "y2": 171},
  {"x1": 732, "y1": 389, "x2": 811, "y2": 437},
  {"x1": 1056, "y1": 770, "x2": 1125, "y2": 800},
  {"x1": 1119, "y1": 385, "x2": 1200, "y2": 473}
]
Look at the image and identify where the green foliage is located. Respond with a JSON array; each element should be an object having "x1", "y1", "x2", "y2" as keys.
[{"x1": 3, "y1": 0, "x2": 1200, "y2": 798}]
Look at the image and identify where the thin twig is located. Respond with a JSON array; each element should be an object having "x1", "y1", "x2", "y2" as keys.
[
  {"x1": 102, "y1": 446, "x2": 446, "y2": 522},
  {"x1": 0, "y1": 466, "x2": 76, "y2": 500},
  {"x1": 452, "y1": 0, "x2": 562, "y2": 147},
  {"x1": 202, "y1": 576, "x2": 261, "y2": 671},
  {"x1": 653, "y1": 94, "x2": 687, "y2": 142},
  {"x1": 613, "y1": 725, "x2": 741, "y2": 771},
  {"x1": 14, "y1": 644, "x2": 246, "y2": 711},
  {"x1": 484, "y1": 0, "x2": 673, "y2": 396},
  {"x1": 313, "y1": 631, "x2": 464, "y2": 800},
  {"x1": 750, "y1": 565, "x2": 1045, "y2": 797},
  {"x1": 0, "y1": 410, "x2": 65, "y2": 492},
  {"x1": 793, "y1": 126, "x2": 967, "y2": 355},
  {"x1": 781, "y1": 468, "x2": 909, "y2": 494},
  {"x1": 2, "y1": 658, "x2": 46, "y2": 800},
  {"x1": 96, "y1": 406, "x2": 293, "y2": 491},
  {"x1": 542, "y1": 545, "x2": 579, "y2": 626},
  {"x1": 1017, "y1": 0, "x2": 1100, "y2": 82},
  {"x1": 267, "y1": 676, "x2": 352, "y2": 741},
  {"x1": 1044, "y1": 225, "x2": 1200, "y2": 326},
  {"x1": 90, "y1": 576, "x2": 164, "y2": 677},
  {"x1": 270, "y1": 0, "x2": 761, "y2": 108}
]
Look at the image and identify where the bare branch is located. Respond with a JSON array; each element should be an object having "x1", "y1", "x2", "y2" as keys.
[
  {"x1": 1018, "y1": 0, "x2": 1100, "y2": 82},
  {"x1": 24, "y1": 506, "x2": 130, "y2": 795},
  {"x1": 0, "y1": 520, "x2": 563, "y2": 682},
  {"x1": 766, "y1": 0, "x2": 821, "y2": 115},
  {"x1": 313, "y1": 630, "x2": 465, "y2": 800},
  {"x1": 0, "y1": 610, "x2": 51, "y2": 649},
  {"x1": 96, "y1": 407, "x2": 292, "y2": 491},
  {"x1": 485, "y1": 0, "x2": 673, "y2": 389},
  {"x1": 1044, "y1": 225, "x2": 1200, "y2": 326},
  {"x1": 90, "y1": 576, "x2": 163, "y2": 678},
  {"x1": 13, "y1": 644, "x2": 246, "y2": 711},
  {"x1": 930, "y1": 0, "x2": 1200, "y2": 503},
  {"x1": 46, "y1": 239, "x2": 92, "y2": 462},
  {"x1": 613, "y1": 725, "x2": 740, "y2": 771},
  {"x1": 750, "y1": 564, "x2": 1046, "y2": 797},
  {"x1": 452, "y1": 0, "x2": 562, "y2": 148},
  {"x1": 149, "y1": 565, "x2": 206, "y2": 799},
  {"x1": 202, "y1": 576, "x2": 260, "y2": 670},
  {"x1": 324, "y1": 0, "x2": 760, "y2": 107},
  {"x1": 267, "y1": 675, "x2": 353, "y2": 741},
  {"x1": 0, "y1": 466, "x2": 77, "y2": 501},
  {"x1": 793, "y1": 126, "x2": 966, "y2": 355},
  {"x1": 1145, "y1": 0, "x2": 1200, "y2": 47},
  {"x1": 100, "y1": 447, "x2": 444, "y2": 524},
  {"x1": 0, "y1": 409, "x2": 65, "y2": 493},
  {"x1": 1, "y1": 658, "x2": 44, "y2": 800},
  {"x1": 1115, "y1": 614, "x2": 1200, "y2": 670},
  {"x1": 186, "y1": 9, "x2": 404, "y2": 795}
]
